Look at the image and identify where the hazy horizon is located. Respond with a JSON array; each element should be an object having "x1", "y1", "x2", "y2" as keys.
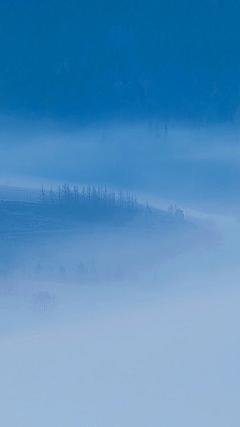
[{"x1": 1, "y1": 1, "x2": 240, "y2": 426}]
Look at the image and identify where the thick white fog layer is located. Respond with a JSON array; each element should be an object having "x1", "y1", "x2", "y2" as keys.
[
  {"x1": 1, "y1": 118, "x2": 240, "y2": 426},
  {"x1": 1, "y1": 284, "x2": 240, "y2": 427}
]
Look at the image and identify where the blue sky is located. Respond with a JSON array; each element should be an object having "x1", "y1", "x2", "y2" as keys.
[{"x1": 1, "y1": 0, "x2": 240, "y2": 122}]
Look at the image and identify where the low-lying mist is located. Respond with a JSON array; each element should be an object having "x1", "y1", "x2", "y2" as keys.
[
  {"x1": 1, "y1": 116, "x2": 240, "y2": 426},
  {"x1": 1, "y1": 116, "x2": 240, "y2": 209}
]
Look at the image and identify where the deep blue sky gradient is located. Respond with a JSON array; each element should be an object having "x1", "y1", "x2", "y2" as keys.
[{"x1": 0, "y1": 0, "x2": 240, "y2": 122}]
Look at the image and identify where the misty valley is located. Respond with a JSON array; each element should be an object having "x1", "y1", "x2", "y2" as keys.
[
  {"x1": 2, "y1": 0, "x2": 240, "y2": 424},
  {"x1": 0, "y1": 120, "x2": 239, "y2": 426},
  {"x1": 0, "y1": 183, "x2": 207, "y2": 305}
]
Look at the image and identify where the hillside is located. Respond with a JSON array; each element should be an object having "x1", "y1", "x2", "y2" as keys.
[
  {"x1": 0, "y1": 184, "x2": 185, "y2": 234},
  {"x1": 0, "y1": 184, "x2": 209, "y2": 296}
]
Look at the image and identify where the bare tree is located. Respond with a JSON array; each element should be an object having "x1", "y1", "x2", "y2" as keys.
[
  {"x1": 82, "y1": 186, "x2": 86, "y2": 204},
  {"x1": 63, "y1": 182, "x2": 71, "y2": 204},
  {"x1": 87, "y1": 184, "x2": 91, "y2": 203},
  {"x1": 76, "y1": 262, "x2": 88, "y2": 276},
  {"x1": 40, "y1": 185, "x2": 46, "y2": 204},
  {"x1": 115, "y1": 265, "x2": 125, "y2": 281},
  {"x1": 32, "y1": 291, "x2": 56, "y2": 313},
  {"x1": 73, "y1": 185, "x2": 79, "y2": 206},
  {"x1": 97, "y1": 186, "x2": 103, "y2": 203},
  {"x1": 49, "y1": 186, "x2": 55, "y2": 204},
  {"x1": 57, "y1": 185, "x2": 62, "y2": 204},
  {"x1": 59, "y1": 264, "x2": 66, "y2": 276},
  {"x1": 118, "y1": 191, "x2": 124, "y2": 209}
]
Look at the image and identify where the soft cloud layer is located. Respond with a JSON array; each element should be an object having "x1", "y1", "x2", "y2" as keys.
[
  {"x1": 1, "y1": 280, "x2": 240, "y2": 427},
  {"x1": 1, "y1": 116, "x2": 240, "y2": 426},
  {"x1": 1, "y1": 117, "x2": 240, "y2": 211}
]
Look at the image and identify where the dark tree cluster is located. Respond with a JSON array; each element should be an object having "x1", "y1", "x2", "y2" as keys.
[
  {"x1": 38, "y1": 183, "x2": 185, "y2": 226},
  {"x1": 40, "y1": 183, "x2": 139, "y2": 212}
]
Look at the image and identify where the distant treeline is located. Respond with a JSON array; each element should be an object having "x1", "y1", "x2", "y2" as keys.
[
  {"x1": 40, "y1": 183, "x2": 139, "y2": 212},
  {"x1": 38, "y1": 183, "x2": 184, "y2": 224}
]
